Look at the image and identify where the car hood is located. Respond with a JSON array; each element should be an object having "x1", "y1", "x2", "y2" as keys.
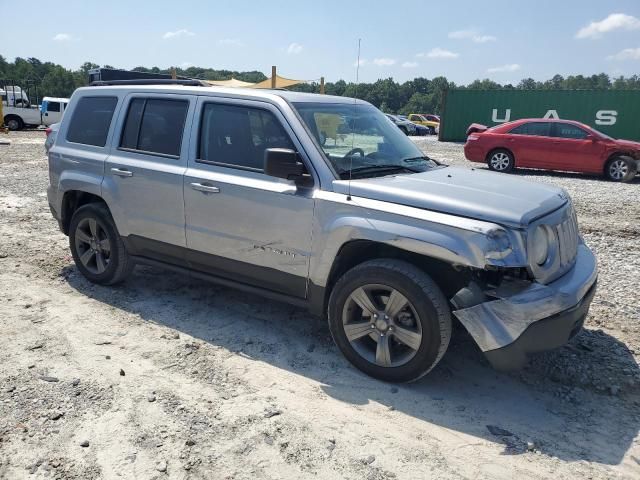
[
  {"x1": 333, "y1": 166, "x2": 568, "y2": 228},
  {"x1": 615, "y1": 139, "x2": 640, "y2": 152}
]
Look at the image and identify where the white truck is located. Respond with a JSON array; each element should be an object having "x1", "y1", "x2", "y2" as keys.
[{"x1": 1, "y1": 86, "x2": 69, "y2": 130}]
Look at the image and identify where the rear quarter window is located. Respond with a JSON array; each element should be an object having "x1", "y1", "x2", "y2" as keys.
[{"x1": 66, "y1": 96, "x2": 118, "y2": 147}]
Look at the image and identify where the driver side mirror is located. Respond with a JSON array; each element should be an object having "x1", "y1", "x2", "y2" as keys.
[{"x1": 264, "y1": 148, "x2": 311, "y2": 185}]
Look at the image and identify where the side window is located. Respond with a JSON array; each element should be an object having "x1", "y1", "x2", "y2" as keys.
[
  {"x1": 66, "y1": 96, "x2": 118, "y2": 147},
  {"x1": 409, "y1": 115, "x2": 418, "y2": 121},
  {"x1": 47, "y1": 102, "x2": 61, "y2": 112},
  {"x1": 119, "y1": 98, "x2": 189, "y2": 157},
  {"x1": 509, "y1": 122, "x2": 551, "y2": 137},
  {"x1": 553, "y1": 123, "x2": 588, "y2": 140},
  {"x1": 198, "y1": 103, "x2": 294, "y2": 171}
]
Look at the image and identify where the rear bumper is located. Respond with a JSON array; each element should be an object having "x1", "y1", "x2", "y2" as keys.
[
  {"x1": 47, "y1": 185, "x2": 64, "y2": 233},
  {"x1": 454, "y1": 244, "x2": 598, "y2": 370},
  {"x1": 463, "y1": 143, "x2": 484, "y2": 162}
]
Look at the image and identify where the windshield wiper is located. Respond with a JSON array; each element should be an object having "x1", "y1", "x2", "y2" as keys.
[
  {"x1": 340, "y1": 164, "x2": 420, "y2": 179},
  {"x1": 401, "y1": 156, "x2": 438, "y2": 165}
]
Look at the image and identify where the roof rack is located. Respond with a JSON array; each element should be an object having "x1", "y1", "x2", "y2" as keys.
[{"x1": 90, "y1": 79, "x2": 207, "y2": 87}]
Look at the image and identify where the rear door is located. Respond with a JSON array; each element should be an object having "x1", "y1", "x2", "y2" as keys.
[
  {"x1": 506, "y1": 121, "x2": 554, "y2": 168},
  {"x1": 102, "y1": 93, "x2": 195, "y2": 264},
  {"x1": 549, "y1": 122, "x2": 603, "y2": 173},
  {"x1": 183, "y1": 97, "x2": 315, "y2": 298}
]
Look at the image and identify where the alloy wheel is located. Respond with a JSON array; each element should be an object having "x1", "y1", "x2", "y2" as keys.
[
  {"x1": 74, "y1": 217, "x2": 111, "y2": 274},
  {"x1": 342, "y1": 284, "x2": 423, "y2": 367},
  {"x1": 609, "y1": 159, "x2": 628, "y2": 181},
  {"x1": 490, "y1": 152, "x2": 511, "y2": 171}
]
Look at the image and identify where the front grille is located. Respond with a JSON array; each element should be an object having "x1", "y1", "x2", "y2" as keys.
[{"x1": 555, "y1": 207, "x2": 579, "y2": 272}]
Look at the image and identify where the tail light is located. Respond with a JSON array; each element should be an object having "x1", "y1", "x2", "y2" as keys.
[
  {"x1": 45, "y1": 127, "x2": 52, "y2": 137},
  {"x1": 467, "y1": 134, "x2": 480, "y2": 141}
]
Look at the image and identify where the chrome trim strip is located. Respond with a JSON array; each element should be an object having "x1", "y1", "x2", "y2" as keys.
[{"x1": 313, "y1": 189, "x2": 503, "y2": 235}]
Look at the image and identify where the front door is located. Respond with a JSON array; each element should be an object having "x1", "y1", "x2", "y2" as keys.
[
  {"x1": 548, "y1": 122, "x2": 603, "y2": 173},
  {"x1": 103, "y1": 93, "x2": 195, "y2": 263},
  {"x1": 183, "y1": 97, "x2": 315, "y2": 298}
]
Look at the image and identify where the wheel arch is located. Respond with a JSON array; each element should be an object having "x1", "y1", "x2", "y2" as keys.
[
  {"x1": 604, "y1": 151, "x2": 636, "y2": 171},
  {"x1": 485, "y1": 147, "x2": 515, "y2": 165},
  {"x1": 4, "y1": 114, "x2": 24, "y2": 130},
  {"x1": 60, "y1": 190, "x2": 109, "y2": 235},
  {"x1": 313, "y1": 239, "x2": 470, "y2": 317}
]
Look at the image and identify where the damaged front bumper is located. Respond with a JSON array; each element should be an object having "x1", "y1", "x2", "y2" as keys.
[{"x1": 454, "y1": 244, "x2": 598, "y2": 370}]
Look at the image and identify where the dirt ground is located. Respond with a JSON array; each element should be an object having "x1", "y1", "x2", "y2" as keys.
[{"x1": 0, "y1": 131, "x2": 639, "y2": 480}]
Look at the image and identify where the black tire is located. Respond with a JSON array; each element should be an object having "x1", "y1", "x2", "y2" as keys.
[
  {"x1": 604, "y1": 156, "x2": 637, "y2": 182},
  {"x1": 328, "y1": 259, "x2": 452, "y2": 383},
  {"x1": 5, "y1": 116, "x2": 23, "y2": 131},
  {"x1": 69, "y1": 203, "x2": 134, "y2": 285},
  {"x1": 429, "y1": 126, "x2": 436, "y2": 135},
  {"x1": 487, "y1": 148, "x2": 515, "y2": 172}
]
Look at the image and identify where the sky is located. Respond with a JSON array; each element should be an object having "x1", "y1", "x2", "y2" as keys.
[{"x1": 1, "y1": 0, "x2": 639, "y2": 84}]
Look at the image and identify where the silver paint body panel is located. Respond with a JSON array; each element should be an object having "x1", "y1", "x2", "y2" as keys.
[{"x1": 47, "y1": 84, "x2": 598, "y2": 355}]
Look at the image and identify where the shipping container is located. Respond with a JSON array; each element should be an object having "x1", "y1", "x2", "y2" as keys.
[{"x1": 439, "y1": 89, "x2": 640, "y2": 142}]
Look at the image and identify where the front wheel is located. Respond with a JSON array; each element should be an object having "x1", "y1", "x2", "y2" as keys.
[
  {"x1": 328, "y1": 259, "x2": 452, "y2": 383},
  {"x1": 69, "y1": 203, "x2": 134, "y2": 285},
  {"x1": 487, "y1": 149, "x2": 515, "y2": 172},
  {"x1": 605, "y1": 156, "x2": 637, "y2": 182}
]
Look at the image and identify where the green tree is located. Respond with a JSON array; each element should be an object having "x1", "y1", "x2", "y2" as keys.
[{"x1": 41, "y1": 66, "x2": 77, "y2": 97}]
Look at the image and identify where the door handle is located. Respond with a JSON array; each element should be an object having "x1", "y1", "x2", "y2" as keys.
[
  {"x1": 111, "y1": 168, "x2": 133, "y2": 177},
  {"x1": 190, "y1": 182, "x2": 220, "y2": 193}
]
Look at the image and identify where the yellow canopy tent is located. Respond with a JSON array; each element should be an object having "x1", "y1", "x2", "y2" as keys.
[
  {"x1": 249, "y1": 74, "x2": 304, "y2": 89},
  {"x1": 204, "y1": 78, "x2": 256, "y2": 88},
  {"x1": 204, "y1": 74, "x2": 305, "y2": 89}
]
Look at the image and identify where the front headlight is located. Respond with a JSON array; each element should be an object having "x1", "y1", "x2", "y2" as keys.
[{"x1": 531, "y1": 225, "x2": 550, "y2": 266}]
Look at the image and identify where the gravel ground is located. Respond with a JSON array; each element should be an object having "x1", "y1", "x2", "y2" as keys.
[{"x1": 0, "y1": 131, "x2": 638, "y2": 479}]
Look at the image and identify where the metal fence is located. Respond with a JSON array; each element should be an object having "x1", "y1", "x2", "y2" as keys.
[
  {"x1": 439, "y1": 89, "x2": 640, "y2": 142},
  {"x1": 0, "y1": 79, "x2": 41, "y2": 108}
]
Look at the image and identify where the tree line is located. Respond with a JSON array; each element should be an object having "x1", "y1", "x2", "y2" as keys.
[{"x1": 1, "y1": 55, "x2": 639, "y2": 115}]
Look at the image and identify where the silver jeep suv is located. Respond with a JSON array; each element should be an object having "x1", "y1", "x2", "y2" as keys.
[{"x1": 47, "y1": 83, "x2": 598, "y2": 382}]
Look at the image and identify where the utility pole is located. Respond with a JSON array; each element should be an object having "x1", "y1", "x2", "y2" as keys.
[
  {"x1": 271, "y1": 66, "x2": 277, "y2": 89},
  {"x1": 320, "y1": 77, "x2": 325, "y2": 94}
]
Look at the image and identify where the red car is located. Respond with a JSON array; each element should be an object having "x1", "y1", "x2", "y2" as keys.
[{"x1": 464, "y1": 119, "x2": 640, "y2": 182}]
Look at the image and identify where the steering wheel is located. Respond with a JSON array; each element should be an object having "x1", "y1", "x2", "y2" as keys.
[{"x1": 343, "y1": 148, "x2": 365, "y2": 159}]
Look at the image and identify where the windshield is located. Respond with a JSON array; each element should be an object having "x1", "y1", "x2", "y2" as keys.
[
  {"x1": 293, "y1": 103, "x2": 438, "y2": 179},
  {"x1": 590, "y1": 126, "x2": 615, "y2": 140}
]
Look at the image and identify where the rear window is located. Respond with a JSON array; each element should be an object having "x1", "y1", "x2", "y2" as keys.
[
  {"x1": 66, "y1": 96, "x2": 118, "y2": 147},
  {"x1": 509, "y1": 122, "x2": 551, "y2": 137},
  {"x1": 120, "y1": 98, "x2": 189, "y2": 157}
]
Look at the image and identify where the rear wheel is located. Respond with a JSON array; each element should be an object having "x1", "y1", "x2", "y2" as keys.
[
  {"x1": 5, "y1": 116, "x2": 23, "y2": 131},
  {"x1": 328, "y1": 259, "x2": 451, "y2": 383},
  {"x1": 605, "y1": 156, "x2": 637, "y2": 182},
  {"x1": 487, "y1": 149, "x2": 514, "y2": 172},
  {"x1": 69, "y1": 203, "x2": 133, "y2": 285}
]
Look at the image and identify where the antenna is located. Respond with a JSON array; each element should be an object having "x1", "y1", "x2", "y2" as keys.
[{"x1": 347, "y1": 38, "x2": 361, "y2": 201}]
